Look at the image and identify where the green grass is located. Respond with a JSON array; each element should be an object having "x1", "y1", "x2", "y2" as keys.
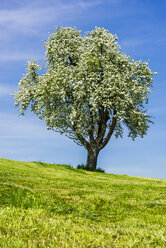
[{"x1": 0, "y1": 158, "x2": 166, "y2": 248}]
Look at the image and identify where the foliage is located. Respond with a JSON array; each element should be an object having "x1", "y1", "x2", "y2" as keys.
[
  {"x1": 0, "y1": 158, "x2": 166, "y2": 247},
  {"x1": 77, "y1": 163, "x2": 105, "y2": 172},
  {"x1": 14, "y1": 26, "x2": 155, "y2": 152}
]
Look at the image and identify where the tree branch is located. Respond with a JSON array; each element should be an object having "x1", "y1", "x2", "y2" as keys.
[
  {"x1": 68, "y1": 56, "x2": 77, "y2": 66},
  {"x1": 88, "y1": 116, "x2": 95, "y2": 143},
  {"x1": 99, "y1": 110, "x2": 117, "y2": 150},
  {"x1": 96, "y1": 108, "x2": 109, "y2": 144},
  {"x1": 72, "y1": 123, "x2": 89, "y2": 150}
]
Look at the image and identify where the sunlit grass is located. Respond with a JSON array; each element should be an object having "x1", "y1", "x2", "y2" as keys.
[{"x1": 0, "y1": 158, "x2": 166, "y2": 247}]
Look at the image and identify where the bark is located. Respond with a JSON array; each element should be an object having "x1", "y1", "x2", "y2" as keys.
[
  {"x1": 86, "y1": 110, "x2": 117, "y2": 170},
  {"x1": 86, "y1": 146, "x2": 99, "y2": 170}
]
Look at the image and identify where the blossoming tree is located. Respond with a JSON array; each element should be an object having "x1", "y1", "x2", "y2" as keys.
[{"x1": 14, "y1": 27, "x2": 155, "y2": 170}]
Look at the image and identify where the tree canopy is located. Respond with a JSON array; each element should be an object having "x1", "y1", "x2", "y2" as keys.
[{"x1": 14, "y1": 26, "x2": 155, "y2": 169}]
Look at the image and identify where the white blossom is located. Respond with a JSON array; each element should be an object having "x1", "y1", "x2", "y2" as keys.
[{"x1": 14, "y1": 27, "x2": 155, "y2": 168}]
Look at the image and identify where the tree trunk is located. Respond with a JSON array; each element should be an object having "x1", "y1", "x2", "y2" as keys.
[{"x1": 86, "y1": 147, "x2": 99, "y2": 170}]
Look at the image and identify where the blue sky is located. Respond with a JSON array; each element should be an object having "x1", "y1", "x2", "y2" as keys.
[{"x1": 0, "y1": 0, "x2": 166, "y2": 179}]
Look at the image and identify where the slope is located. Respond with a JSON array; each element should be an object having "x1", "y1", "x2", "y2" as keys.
[{"x1": 0, "y1": 158, "x2": 166, "y2": 247}]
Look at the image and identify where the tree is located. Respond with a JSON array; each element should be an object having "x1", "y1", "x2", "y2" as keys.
[{"x1": 14, "y1": 26, "x2": 155, "y2": 170}]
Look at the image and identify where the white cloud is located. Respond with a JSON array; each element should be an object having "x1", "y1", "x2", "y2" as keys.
[
  {"x1": 0, "y1": 0, "x2": 105, "y2": 61},
  {"x1": 0, "y1": 0, "x2": 102, "y2": 37},
  {"x1": 0, "y1": 3, "x2": 65, "y2": 34},
  {"x1": 0, "y1": 0, "x2": 140, "y2": 62},
  {"x1": 0, "y1": 0, "x2": 126, "y2": 40},
  {"x1": 0, "y1": 3, "x2": 64, "y2": 43}
]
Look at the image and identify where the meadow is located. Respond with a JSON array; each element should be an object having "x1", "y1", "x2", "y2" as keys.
[{"x1": 0, "y1": 158, "x2": 166, "y2": 247}]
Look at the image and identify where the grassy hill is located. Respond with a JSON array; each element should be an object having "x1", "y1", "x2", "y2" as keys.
[{"x1": 0, "y1": 158, "x2": 166, "y2": 248}]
